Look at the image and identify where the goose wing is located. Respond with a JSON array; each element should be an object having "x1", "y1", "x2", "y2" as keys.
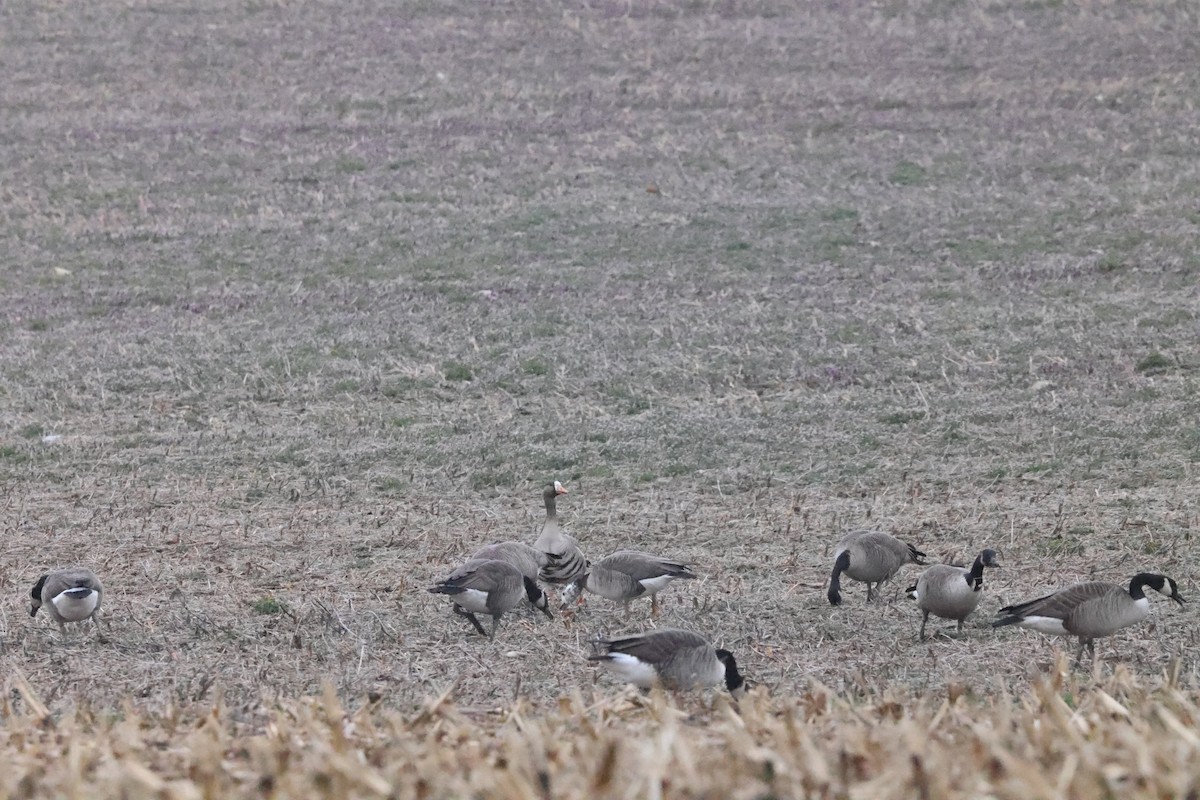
[
  {"x1": 597, "y1": 629, "x2": 710, "y2": 665},
  {"x1": 998, "y1": 581, "x2": 1117, "y2": 620},
  {"x1": 599, "y1": 550, "x2": 695, "y2": 581}
]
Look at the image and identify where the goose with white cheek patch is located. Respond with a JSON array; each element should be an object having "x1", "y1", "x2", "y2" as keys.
[
  {"x1": 429, "y1": 558, "x2": 552, "y2": 639},
  {"x1": 828, "y1": 530, "x2": 927, "y2": 605},
  {"x1": 31, "y1": 568, "x2": 104, "y2": 638},
  {"x1": 993, "y1": 572, "x2": 1185, "y2": 667},
  {"x1": 573, "y1": 549, "x2": 696, "y2": 616},
  {"x1": 908, "y1": 548, "x2": 1001, "y2": 640},
  {"x1": 588, "y1": 629, "x2": 744, "y2": 693}
]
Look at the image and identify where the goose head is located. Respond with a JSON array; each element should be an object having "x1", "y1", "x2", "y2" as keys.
[
  {"x1": 1147, "y1": 574, "x2": 1185, "y2": 606},
  {"x1": 29, "y1": 574, "x2": 48, "y2": 617},
  {"x1": 716, "y1": 648, "x2": 745, "y2": 693},
  {"x1": 523, "y1": 576, "x2": 554, "y2": 619}
]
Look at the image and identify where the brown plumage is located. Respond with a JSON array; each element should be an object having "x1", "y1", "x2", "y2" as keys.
[
  {"x1": 429, "y1": 558, "x2": 552, "y2": 639},
  {"x1": 30, "y1": 568, "x2": 104, "y2": 638},
  {"x1": 828, "y1": 530, "x2": 927, "y2": 605},
  {"x1": 531, "y1": 481, "x2": 587, "y2": 587},
  {"x1": 588, "y1": 629, "x2": 744, "y2": 692},
  {"x1": 993, "y1": 572, "x2": 1185, "y2": 666},
  {"x1": 908, "y1": 548, "x2": 1001, "y2": 640},
  {"x1": 575, "y1": 549, "x2": 696, "y2": 616}
]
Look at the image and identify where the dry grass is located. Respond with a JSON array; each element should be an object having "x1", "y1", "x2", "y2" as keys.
[
  {"x1": 4, "y1": 658, "x2": 1200, "y2": 798},
  {"x1": 2, "y1": 0, "x2": 1200, "y2": 794}
]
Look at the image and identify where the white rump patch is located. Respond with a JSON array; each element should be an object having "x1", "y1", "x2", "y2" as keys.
[
  {"x1": 601, "y1": 653, "x2": 659, "y2": 688},
  {"x1": 638, "y1": 575, "x2": 678, "y2": 594},
  {"x1": 1015, "y1": 615, "x2": 1069, "y2": 636},
  {"x1": 51, "y1": 589, "x2": 99, "y2": 622},
  {"x1": 454, "y1": 589, "x2": 491, "y2": 615}
]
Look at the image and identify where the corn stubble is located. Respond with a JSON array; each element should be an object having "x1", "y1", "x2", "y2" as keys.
[{"x1": 2, "y1": 657, "x2": 1197, "y2": 799}]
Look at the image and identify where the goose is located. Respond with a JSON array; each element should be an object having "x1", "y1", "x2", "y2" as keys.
[
  {"x1": 993, "y1": 572, "x2": 1185, "y2": 666},
  {"x1": 31, "y1": 568, "x2": 104, "y2": 637},
  {"x1": 828, "y1": 530, "x2": 927, "y2": 605},
  {"x1": 471, "y1": 540, "x2": 559, "y2": 583},
  {"x1": 573, "y1": 549, "x2": 696, "y2": 616},
  {"x1": 588, "y1": 629, "x2": 744, "y2": 693},
  {"x1": 907, "y1": 548, "x2": 1001, "y2": 640},
  {"x1": 428, "y1": 558, "x2": 552, "y2": 639},
  {"x1": 531, "y1": 481, "x2": 587, "y2": 589}
]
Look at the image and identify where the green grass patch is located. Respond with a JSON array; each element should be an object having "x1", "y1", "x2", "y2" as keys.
[
  {"x1": 442, "y1": 361, "x2": 473, "y2": 382},
  {"x1": 251, "y1": 597, "x2": 285, "y2": 615},
  {"x1": 1136, "y1": 351, "x2": 1171, "y2": 374},
  {"x1": 889, "y1": 161, "x2": 927, "y2": 186}
]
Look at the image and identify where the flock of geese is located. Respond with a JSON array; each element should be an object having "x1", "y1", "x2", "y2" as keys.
[
  {"x1": 29, "y1": 481, "x2": 1186, "y2": 694},
  {"x1": 424, "y1": 482, "x2": 1187, "y2": 692}
]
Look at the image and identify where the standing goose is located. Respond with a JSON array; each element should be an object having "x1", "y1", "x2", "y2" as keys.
[
  {"x1": 588, "y1": 629, "x2": 744, "y2": 693},
  {"x1": 531, "y1": 481, "x2": 587, "y2": 589},
  {"x1": 574, "y1": 549, "x2": 696, "y2": 616},
  {"x1": 828, "y1": 530, "x2": 927, "y2": 606},
  {"x1": 993, "y1": 572, "x2": 1185, "y2": 666},
  {"x1": 908, "y1": 548, "x2": 1001, "y2": 640},
  {"x1": 428, "y1": 559, "x2": 552, "y2": 639},
  {"x1": 31, "y1": 568, "x2": 104, "y2": 637}
]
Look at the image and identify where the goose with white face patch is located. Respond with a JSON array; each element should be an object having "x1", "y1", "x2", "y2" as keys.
[
  {"x1": 573, "y1": 549, "x2": 696, "y2": 616},
  {"x1": 908, "y1": 548, "x2": 1001, "y2": 640},
  {"x1": 828, "y1": 530, "x2": 927, "y2": 605},
  {"x1": 531, "y1": 481, "x2": 587, "y2": 590},
  {"x1": 429, "y1": 558, "x2": 552, "y2": 639},
  {"x1": 993, "y1": 572, "x2": 1185, "y2": 666},
  {"x1": 31, "y1": 568, "x2": 104, "y2": 637},
  {"x1": 588, "y1": 629, "x2": 745, "y2": 693}
]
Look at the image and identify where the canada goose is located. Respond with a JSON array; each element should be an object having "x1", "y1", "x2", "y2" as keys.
[
  {"x1": 30, "y1": 568, "x2": 104, "y2": 637},
  {"x1": 471, "y1": 541, "x2": 559, "y2": 583},
  {"x1": 588, "y1": 629, "x2": 744, "y2": 693},
  {"x1": 993, "y1": 573, "x2": 1185, "y2": 666},
  {"x1": 828, "y1": 530, "x2": 927, "y2": 606},
  {"x1": 907, "y1": 548, "x2": 1001, "y2": 640},
  {"x1": 575, "y1": 549, "x2": 696, "y2": 616},
  {"x1": 428, "y1": 558, "x2": 552, "y2": 639},
  {"x1": 531, "y1": 481, "x2": 587, "y2": 588}
]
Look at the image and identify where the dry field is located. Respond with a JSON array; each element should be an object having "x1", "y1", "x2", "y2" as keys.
[{"x1": 1, "y1": 0, "x2": 1199, "y2": 795}]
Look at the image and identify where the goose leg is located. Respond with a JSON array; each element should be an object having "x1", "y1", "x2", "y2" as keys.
[
  {"x1": 865, "y1": 583, "x2": 875, "y2": 603},
  {"x1": 489, "y1": 615, "x2": 500, "y2": 641},
  {"x1": 453, "y1": 605, "x2": 488, "y2": 637},
  {"x1": 93, "y1": 616, "x2": 108, "y2": 644},
  {"x1": 1073, "y1": 638, "x2": 1087, "y2": 668},
  {"x1": 919, "y1": 611, "x2": 929, "y2": 641},
  {"x1": 956, "y1": 619, "x2": 964, "y2": 636},
  {"x1": 651, "y1": 594, "x2": 659, "y2": 618}
]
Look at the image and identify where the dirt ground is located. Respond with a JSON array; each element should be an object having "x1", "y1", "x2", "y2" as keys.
[{"x1": 0, "y1": 0, "x2": 1197, "y2": 723}]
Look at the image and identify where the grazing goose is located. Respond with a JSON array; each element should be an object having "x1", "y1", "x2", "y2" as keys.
[
  {"x1": 428, "y1": 559, "x2": 552, "y2": 639},
  {"x1": 531, "y1": 481, "x2": 587, "y2": 589},
  {"x1": 828, "y1": 530, "x2": 927, "y2": 606},
  {"x1": 471, "y1": 541, "x2": 558, "y2": 583},
  {"x1": 574, "y1": 549, "x2": 696, "y2": 616},
  {"x1": 31, "y1": 568, "x2": 104, "y2": 636},
  {"x1": 993, "y1": 573, "x2": 1185, "y2": 666},
  {"x1": 588, "y1": 629, "x2": 744, "y2": 693},
  {"x1": 908, "y1": 548, "x2": 1001, "y2": 640}
]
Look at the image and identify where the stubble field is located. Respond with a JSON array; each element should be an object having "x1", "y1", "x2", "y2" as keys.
[{"x1": 1, "y1": 0, "x2": 1199, "y2": 796}]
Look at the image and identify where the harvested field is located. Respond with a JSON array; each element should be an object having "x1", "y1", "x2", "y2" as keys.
[{"x1": 1, "y1": 0, "x2": 1198, "y2": 795}]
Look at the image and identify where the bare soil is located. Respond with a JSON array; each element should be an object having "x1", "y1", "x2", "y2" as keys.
[{"x1": 0, "y1": 0, "x2": 1197, "y2": 725}]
